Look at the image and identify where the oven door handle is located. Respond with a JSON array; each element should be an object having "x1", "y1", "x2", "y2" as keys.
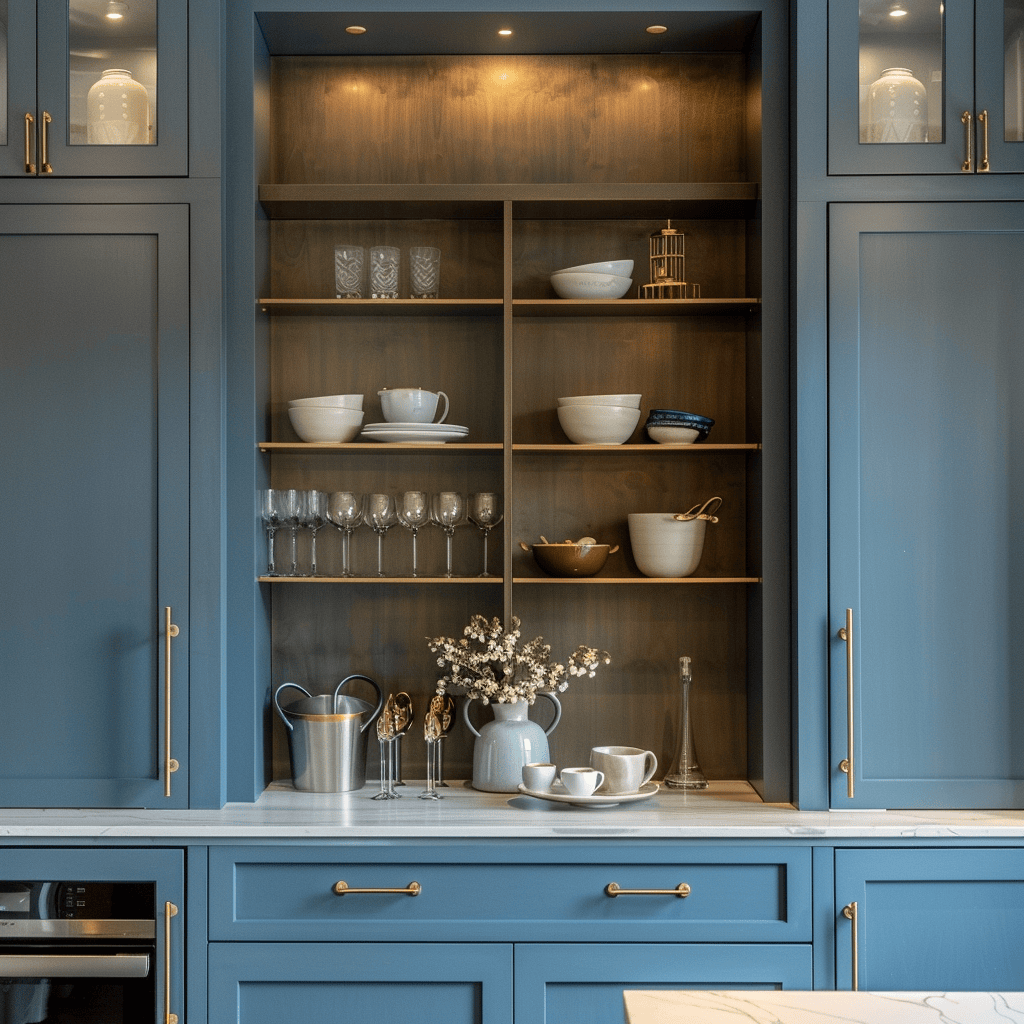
[{"x1": 0, "y1": 953, "x2": 150, "y2": 978}]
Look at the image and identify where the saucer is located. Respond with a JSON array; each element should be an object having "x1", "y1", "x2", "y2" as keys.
[
  {"x1": 517, "y1": 780, "x2": 659, "y2": 808},
  {"x1": 361, "y1": 424, "x2": 469, "y2": 444}
]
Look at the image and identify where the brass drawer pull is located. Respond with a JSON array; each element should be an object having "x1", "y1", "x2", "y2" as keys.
[
  {"x1": 164, "y1": 902, "x2": 179, "y2": 1024},
  {"x1": 40, "y1": 111, "x2": 53, "y2": 174},
  {"x1": 604, "y1": 882, "x2": 691, "y2": 898},
  {"x1": 978, "y1": 109, "x2": 990, "y2": 172},
  {"x1": 333, "y1": 881, "x2": 421, "y2": 897},
  {"x1": 163, "y1": 607, "x2": 180, "y2": 797},
  {"x1": 843, "y1": 901, "x2": 859, "y2": 991},
  {"x1": 961, "y1": 110, "x2": 973, "y2": 172},
  {"x1": 838, "y1": 607, "x2": 854, "y2": 798},
  {"x1": 24, "y1": 113, "x2": 36, "y2": 173}
]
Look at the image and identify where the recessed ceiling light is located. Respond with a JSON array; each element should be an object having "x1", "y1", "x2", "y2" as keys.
[
  {"x1": 105, "y1": 1, "x2": 128, "y2": 20},
  {"x1": 889, "y1": 4, "x2": 908, "y2": 16},
  {"x1": 345, "y1": 25, "x2": 366, "y2": 35},
  {"x1": 646, "y1": 25, "x2": 668, "y2": 34},
  {"x1": 498, "y1": 28, "x2": 513, "y2": 36}
]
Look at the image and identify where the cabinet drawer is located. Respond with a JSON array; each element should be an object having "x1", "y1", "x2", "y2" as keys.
[{"x1": 209, "y1": 845, "x2": 810, "y2": 943}]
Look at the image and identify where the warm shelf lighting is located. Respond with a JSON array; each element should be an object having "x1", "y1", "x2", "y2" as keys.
[
  {"x1": 345, "y1": 25, "x2": 366, "y2": 35},
  {"x1": 498, "y1": 28, "x2": 513, "y2": 36},
  {"x1": 889, "y1": 4, "x2": 908, "y2": 16},
  {"x1": 646, "y1": 25, "x2": 668, "y2": 34},
  {"x1": 105, "y1": 1, "x2": 128, "y2": 20}
]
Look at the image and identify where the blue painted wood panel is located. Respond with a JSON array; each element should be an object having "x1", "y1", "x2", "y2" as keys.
[
  {"x1": 513, "y1": 943, "x2": 813, "y2": 1024},
  {"x1": 835, "y1": 848, "x2": 1024, "y2": 990},
  {"x1": 208, "y1": 845, "x2": 811, "y2": 944},
  {"x1": 828, "y1": 202, "x2": 1024, "y2": 808},
  {"x1": 207, "y1": 942, "x2": 513, "y2": 1024},
  {"x1": 0, "y1": 204, "x2": 189, "y2": 807}
]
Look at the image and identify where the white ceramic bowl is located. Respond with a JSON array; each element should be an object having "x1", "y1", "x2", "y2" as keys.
[
  {"x1": 287, "y1": 405, "x2": 364, "y2": 443},
  {"x1": 288, "y1": 394, "x2": 364, "y2": 410},
  {"x1": 647, "y1": 424, "x2": 700, "y2": 444},
  {"x1": 627, "y1": 513, "x2": 710, "y2": 578},
  {"x1": 555, "y1": 259, "x2": 634, "y2": 278},
  {"x1": 550, "y1": 272, "x2": 633, "y2": 300},
  {"x1": 557, "y1": 404, "x2": 640, "y2": 444},
  {"x1": 558, "y1": 394, "x2": 642, "y2": 409}
]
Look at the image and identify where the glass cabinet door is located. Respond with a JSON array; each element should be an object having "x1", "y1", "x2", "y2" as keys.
[
  {"x1": 5, "y1": 0, "x2": 187, "y2": 176},
  {"x1": 975, "y1": 0, "x2": 1024, "y2": 171}
]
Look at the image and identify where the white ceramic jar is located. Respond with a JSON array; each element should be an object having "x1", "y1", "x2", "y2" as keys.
[
  {"x1": 87, "y1": 69, "x2": 150, "y2": 145},
  {"x1": 866, "y1": 67, "x2": 928, "y2": 144}
]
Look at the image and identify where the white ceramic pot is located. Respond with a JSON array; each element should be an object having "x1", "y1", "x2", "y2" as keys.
[
  {"x1": 628, "y1": 511, "x2": 715, "y2": 577},
  {"x1": 866, "y1": 67, "x2": 927, "y2": 144},
  {"x1": 87, "y1": 69, "x2": 150, "y2": 145}
]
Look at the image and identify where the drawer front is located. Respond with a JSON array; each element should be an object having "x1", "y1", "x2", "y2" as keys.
[{"x1": 209, "y1": 845, "x2": 811, "y2": 943}]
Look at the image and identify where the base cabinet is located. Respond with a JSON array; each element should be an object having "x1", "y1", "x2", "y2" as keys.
[{"x1": 835, "y1": 848, "x2": 1024, "y2": 990}]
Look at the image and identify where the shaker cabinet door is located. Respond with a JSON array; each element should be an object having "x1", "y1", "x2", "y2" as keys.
[
  {"x1": 828, "y1": 203, "x2": 1024, "y2": 808},
  {"x1": 0, "y1": 204, "x2": 189, "y2": 807}
]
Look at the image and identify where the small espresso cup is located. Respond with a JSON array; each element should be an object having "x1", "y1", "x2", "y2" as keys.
[
  {"x1": 559, "y1": 767, "x2": 605, "y2": 797},
  {"x1": 522, "y1": 762, "x2": 557, "y2": 791},
  {"x1": 589, "y1": 745, "x2": 658, "y2": 795},
  {"x1": 378, "y1": 388, "x2": 449, "y2": 424}
]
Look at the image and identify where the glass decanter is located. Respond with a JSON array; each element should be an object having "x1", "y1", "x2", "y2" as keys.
[{"x1": 663, "y1": 655, "x2": 708, "y2": 790}]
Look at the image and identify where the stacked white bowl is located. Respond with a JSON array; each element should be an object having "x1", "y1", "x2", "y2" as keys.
[
  {"x1": 550, "y1": 259, "x2": 633, "y2": 300},
  {"x1": 556, "y1": 393, "x2": 642, "y2": 445},
  {"x1": 287, "y1": 394, "x2": 364, "y2": 443}
]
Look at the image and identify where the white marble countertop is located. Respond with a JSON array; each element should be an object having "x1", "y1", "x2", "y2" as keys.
[
  {"x1": 1, "y1": 781, "x2": 1023, "y2": 840},
  {"x1": 623, "y1": 991, "x2": 1024, "y2": 1024}
]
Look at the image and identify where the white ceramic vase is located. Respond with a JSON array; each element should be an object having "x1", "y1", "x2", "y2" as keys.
[
  {"x1": 866, "y1": 67, "x2": 927, "y2": 144},
  {"x1": 87, "y1": 69, "x2": 150, "y2": 145}
]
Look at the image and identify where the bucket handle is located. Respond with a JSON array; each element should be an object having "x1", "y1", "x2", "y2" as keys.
[
  {"x1": 673, "y1": 496, "x2": 723, "y2": 524},
  {"x1": 273, "y1": 682, "x2": 314, "y2": 732},
  {"x1": 334, "y1": 673, "x2": 385, "y2": 734}
]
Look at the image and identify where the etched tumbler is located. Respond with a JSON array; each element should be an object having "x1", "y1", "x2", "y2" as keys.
[
  {"x1": 334, "y1": 244, "x2": 365, "y2": 298},
  {"x1": 409, "y1": 246, "x2": 441, "y2": 298},
  {"x1": 369, "y1": 245, "x2": 400, "y2": 299}
]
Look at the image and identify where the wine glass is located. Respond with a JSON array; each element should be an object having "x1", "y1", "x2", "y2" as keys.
[
  {"x1": 301, "y1": 490, "x2": 328, "y2": 576},
  {"x1": 277, "y1": 488, "x2": 303, "y2": 576},
  {"x1": 363, "y1": 493, "x2": 398, "y2": 576},
  {"x1": 260, "y1": 489, "x2": 288, "y2": 576},
  {"x1": 326, "y1": 492, "x2": 364, "y2": 577},
  {"x1": 468, "y1": 492, "x2": 503, "y2": 577},
  {"x1": 430, "y1": 491, "x2": 466, "y2": 578},
  {"x1": 396, "y1": 491, "x2": 431, "y2": 576}
]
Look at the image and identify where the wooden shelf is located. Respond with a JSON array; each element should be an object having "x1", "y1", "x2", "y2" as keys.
[
  {"x1": 513, "y1": 443, "x2": 760, "y2": 452},
  {"x1": 259, "y1": 442, "x2": 503, "y2": 453},
  {"x1": 517, "y1": 576, "x2": 762, "y2": 584},
  {"x1": 259, "y1": 298, "x2": 503, "y2": 316},
  {"x1": 258, "y1": 182, "x2": 759, "y2": 221},
  {"x1": 259, "y1": 575, "x2": 503, "y2": 583},
  {"x1": 513, "y1": 298, "x2": 761, "y2": 317}
]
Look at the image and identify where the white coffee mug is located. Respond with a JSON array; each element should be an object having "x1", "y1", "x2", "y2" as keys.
[
  {"x1": 589, "y1": 745, "x2": 658, "y2": 794},
  {"x1": 378, "y1": 388, "x2": 449, "y2": 424},
  {"x1": 559, "y1": 767, "x2": 605, "y2": 797},
  {"x1": 522, "y1": 762, "x2": 557, "y2": 791}
]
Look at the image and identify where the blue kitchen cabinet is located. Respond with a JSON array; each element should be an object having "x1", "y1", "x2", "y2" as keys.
[
  {"x1": 2, "y1": 0, "x2": 188, "y2": 177},
  {"x1": 834, "y1": 848, "x2": 1024, "y2": 990},
  {"x1": 828, "y1": 0, "x2": 1024, "y2": 175},
  {"x1": 0, "y1": 203, "x2": 190, "y2": 808},
  {"x1": 827, "y1": 202, "x2": 1024, "y2": 809},
  {"x1": 513, "y1": 943, "x2": 813, "y2": 1024},
  {"x1": 207, "y1": 942, "x2": 513, "y2": 1024}
]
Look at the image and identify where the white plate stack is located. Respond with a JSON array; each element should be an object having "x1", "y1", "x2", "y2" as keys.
[{"x1": 360, "y1": 422, "x2": 469, "y2": 444}]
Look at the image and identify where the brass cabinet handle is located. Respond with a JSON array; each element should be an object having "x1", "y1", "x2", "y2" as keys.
[
  {"x1": 164, "y1": 902, "x2": 179, "y2": 1024},
  {"x1": 978, "y1": 109, "x2": 990, "y2": 172},
  {"x1": 333, "y1": 881, "x2": 421, "y2": 896},
  {"x1": 838, "y1": 608, "x2": 854, "y2": 798},
  {"x1": 40, "y1": 111, "x2": 53, "y2": 174},
  {"x1": 24, "y1": 113, "x2": 36, "y2": 173},
  {"x1": 961, "y1": 110, "x2": 973, "y2": 172},
  {"x1": 843, "y1": 901, "x2": 859, "y2": 991},
  {"x1": 163, "y1": 607, "x2": 180, "y2": 797},
  {"x1": 604, "y1": 882, "x2": 691, "y2": 898}
]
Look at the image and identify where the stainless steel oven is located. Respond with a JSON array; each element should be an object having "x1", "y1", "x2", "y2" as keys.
[{"x1": 0, "y1": 881, "x2": 156, "y2": 1024}]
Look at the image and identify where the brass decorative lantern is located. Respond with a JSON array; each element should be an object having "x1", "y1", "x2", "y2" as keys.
[{"x1": 641, "y1": 220, "x2": 700, "y2": 299}]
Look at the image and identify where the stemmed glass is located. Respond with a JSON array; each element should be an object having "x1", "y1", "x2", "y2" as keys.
[
  {"x1": 260, "y1": 489, "x2": 288, "y2": 576},
  {"x1": 277, "y1": 488, "x2": 303, "y2": 576},
  {"x1": 363, "y1": 493, "x2": 398, "y2": 577},
  {"x1": 430, "y1": 491, "x2": 466, "y2": 578},
  {"x1": 301, "y1": 490, "x2": 328, "y2": 576},
  {"x1": 468, "y1": 492, "x2": 503, "y2": 577},
  {"x1": 396, "y1": 491, "x2": 431, "y2": 577},
  {"x1": 326, "y1": 492, "x2": 364, "y2": 577}
]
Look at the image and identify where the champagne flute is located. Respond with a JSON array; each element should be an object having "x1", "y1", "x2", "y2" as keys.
[
  {"x1": 468, "y1": 492, "x2": 503, "y2": 577},
  {"x1": 260, "y1": 489, "x2": 287, "y2": 576},
  {"x1": 430, "y1": 491, "x2": 466, "y2": 578},
  {"x1": 326, "y1": 492, "x2": 364, "y2": 577},
  {"x1": 396, "y1": 490, "x2": 431, "y2": 576},
  {"x1": 363, "y1": 493, "x2": 398, "y2": 576},
  {"x1": 301, "y1": 490, "x2": 328, "y2": 576}
]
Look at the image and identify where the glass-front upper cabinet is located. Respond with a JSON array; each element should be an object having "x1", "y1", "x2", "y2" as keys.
[
  {"x1": 2, "y1": 0, "x2": 186, "y2": 176},
  {"x1": 829, "y1": 0, "x2": 1024, "y2": 174}
]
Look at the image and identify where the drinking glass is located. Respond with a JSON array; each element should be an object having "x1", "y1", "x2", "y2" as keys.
[
  {"x1": 430, "y1": 491, "x2": 466, "y2": 578},
  {"x1": 409, "y1": 246, "x2": 441, "y2": 298},
  {"x1": 468, "y1": 492, "x2": 503, "y2": 577},
  {"x1": 301, "y1": 490, "x2": 328, "y2": 576},
  {"x1": 260, "y1": 489, "x2": 288, "y2": 576},
  {"x1": 369, "y1": 245, "x2": 400, "y2": 299},
  {"x1": 326, "y1": 491, "x2": 364, "y2": 577},
  {"x1": 363, "y1": 493, "x2": 398, "y2": 576},
  {"x1": 334, "y1": 244, "x2": 365, "y2": 298},
  {"x1": 396, "y1": 490, "x2": 431, "y2": 576},
  {"x1": 278, "y1": 488, "x2": 303, "y2": 576}
]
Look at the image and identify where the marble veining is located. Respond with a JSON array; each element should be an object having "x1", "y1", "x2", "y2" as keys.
[
  {"x1": 622, "y1": 991, "x2": 1024, "y2": 1024},
  {"x1": 0, "y1": 781, "x2": 1022, "y2": 839}
]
